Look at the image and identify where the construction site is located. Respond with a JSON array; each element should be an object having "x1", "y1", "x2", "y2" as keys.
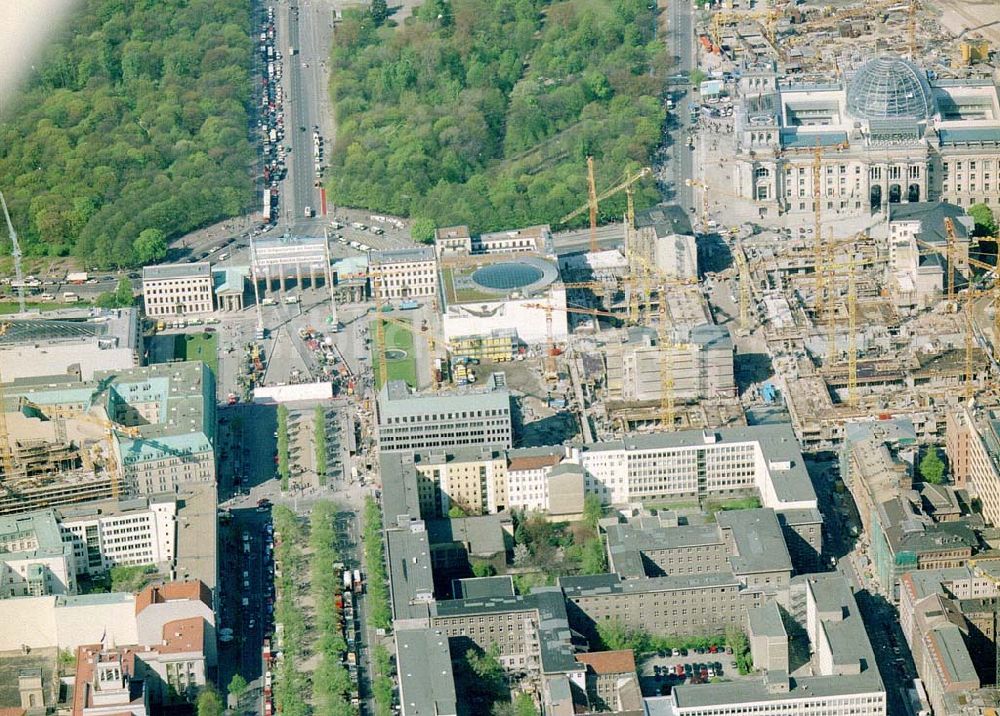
[{"x1": 0, "y1": 360, "x2": 215, "y2": 516}]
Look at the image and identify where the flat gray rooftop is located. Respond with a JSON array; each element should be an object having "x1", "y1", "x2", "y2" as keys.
[
  {"x1": 386, "y1": 522, "x2": 435, "y2": 620},
  {"x1": 378, "y1": 379, "x2": 510, "y2": 420},
  {"x1": 172, "y1": 484, "x2": 218, "y2": 590},
  {"x1": 747, "y1": 601, "x2": 786, "y2": 639},
  {"x1": 717, "y1": 509, "x2": 793, "y2": 576},
  {"x1": 143, "y1": 262, "x2": 211, "y2": 280},
  {"x1": 577, "y1": 424, "x2": 816, "y2": 507},
  {"x1": 379, "y1": 453, "x2": 421, "y2": 524},
  {"x1": 396, "y1": 629, "x2": 457, "y2": 716},
  {"x1": 559, "y1": 571, "x2": 740, "y2": 598},
  {"x1": 673, "y1": 573, "x2": 884, "y2": 709},
  {"x1": 371, "y1": 247, "x2": 436, "y2": 264}
]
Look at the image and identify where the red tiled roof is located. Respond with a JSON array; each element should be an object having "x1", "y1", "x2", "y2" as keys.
[
  {"x1": 575, "y1": 650, "x2": 637, "y2": 675},
  {"x1": 135, "y1": 580, "x2": 211, "y2": 615},
  {"x1": 0, "y1": 707, "x2": 27, "y2": 716},
  {"x1": 157, "y1": 617, "x2": 204, "y2": 654},
  {"x1": 507, "y1": 454, "x2": 562, "y2": 471}
]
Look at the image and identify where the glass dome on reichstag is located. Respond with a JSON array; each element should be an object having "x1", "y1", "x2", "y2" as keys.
[{"x1": 845, "y1": 57, "x2": 936, "y2": 121}]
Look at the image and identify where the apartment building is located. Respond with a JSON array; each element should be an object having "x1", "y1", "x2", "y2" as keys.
[
  {"x1": 0, "y1": 510, "x2": 76, "y2": 598},
  {"x1": 946, "y1": 407, "x2": 1000, "y2": 526},
  {"x1": 505, "y1": 447, "x2": 567, "y2": 512},
  {"x1": 654, "y1": 573, "x2": 886, "y2": 716},
  {"x1": 898, "y1": 567, "x2": 1000, "y2": 714},
  {"x1": 573, "y1": 650, "x2": 642, "y2": 714},
  {"x1": 369, "y1": 247, "x2": 438, "y2": 300},
  {"x1": 142, "y1": 263, "x2": 214, "y2": 317},
  {"x1": 412, "y1": 446, "x2": 508, "y2": 517},
  {"x1": 58, "y1": 495, "x2": 176, "y2": 576},
  {"x1": 376, "y1": 376, "x2": 512, "y2": 453}
]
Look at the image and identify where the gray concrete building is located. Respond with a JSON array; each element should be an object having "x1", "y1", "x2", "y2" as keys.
[
  {"x1": 651, "y1": 573, "x2": 886, "y2": 716},
  {"x1": 560, "y1": 572, "x2": 755, "y2": 640},
  {"x1": 605, "y1": 509, "x2": 794, "y2": 602},
  {"x1": 376, "y1": 376, "x2": 512, "y2": 453},
  {"x1": 395, "y1": 628, "x2": 457, "y2": 716}
]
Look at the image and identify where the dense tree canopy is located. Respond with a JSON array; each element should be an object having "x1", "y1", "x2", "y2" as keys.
[
  {"x1": 0, "y1": 0, "x2": 254, "y2": 268},
  {"x1": 328, "y1": 0, "x2": 667, "y2": 233}
]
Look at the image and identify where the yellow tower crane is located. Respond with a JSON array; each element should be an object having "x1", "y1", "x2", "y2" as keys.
[
  {"x1": 0, "y1": 322, "x2": 14, "y2": 483},
  {"x1": 587, "y1": 156, "x2": 599, "y2": 255},
  {"x1": 559, "y1": 166, "x2": 653, "y2": 256}
]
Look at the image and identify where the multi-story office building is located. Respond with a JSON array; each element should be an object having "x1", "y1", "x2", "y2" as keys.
[
  {"x1": 605, "y1": 509, "x2": 794, "y2": 595},
  {"x1": 573, "y1": 424, "x2": 817, "y2": 511},
  {"x1": 376, "y1": 376, "x2": 512, "y2": 453},
  {"x1": 433, "y1": 224, "x2": 554, "y2": 258},
  {"x1": 429, "y1": 585, "x2": 581, "y2": 678},
  {"x1": 887, "y1": 202, "x2": 972, "y2": 309},
  {"x1": 58, "y1": 495, "x2": 177, "y2": 576},
  {"x1": 476, "y1": 225, "x2": 553, "y2": 255},
  {"x1": 369, "y1": 247, "x2": 438, "y2": 301},
  {"x1": 71, "y1": 582, "x2": 215, "y2": 716},
  {"x1": 870, "y1": 495, "x2": 976, "y2": 600},
  {"x1": 841, "y1": 419, "x2": 917, "y2": 540},
  {"x1": 142, "y1": 263, "x2": 214, "y2": 317},
  {"x1": 0, "y1": 510, "x2": 76, "y2": 598},
  {"x1": 0, "y1": 309, "x2": 142, "y2": 383},
  {"x1": 651, "y1": 573, "x2": 886, "y2": 716},
  {"x1": 561, "y1": 571, "x2": 754, "y2": 639}
]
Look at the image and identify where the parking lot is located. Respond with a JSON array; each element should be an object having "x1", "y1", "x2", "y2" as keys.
[{"x1": 637, "y1": 647, "x2": 739, "y2": 697}]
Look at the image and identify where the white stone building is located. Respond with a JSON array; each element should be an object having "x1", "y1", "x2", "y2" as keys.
[
  {"x1": 369, "y1": 247, "x2": 438, "y2": 301},
  {"x1": 142, "y1": 263, "x2": 214, "y2": 317},
  {"x1": 59, "y1": 495, "x2": 177, "y2": 576},
  {"x1": 732, "y1": 57, "x2": 1000, "y2": 219}
]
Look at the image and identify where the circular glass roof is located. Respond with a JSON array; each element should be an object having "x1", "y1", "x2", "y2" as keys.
[
  {"x1": 845, "y1": 57, "x2": 935, "y2": 121},
  {"x1": 472, "y1": 262, "x2": 544, "y2": 290}
]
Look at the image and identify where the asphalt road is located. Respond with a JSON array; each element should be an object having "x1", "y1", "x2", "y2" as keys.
[
  {"x1": 665, "y1": 0, "x2": 695, "y2": 212},
  {"x1": 807, "y1": 454, "x2": 916, "y2": 716}
]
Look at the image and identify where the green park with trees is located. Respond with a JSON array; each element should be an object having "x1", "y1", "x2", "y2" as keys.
[
  {"x1": 0, "y1": 0, "x2": 254, "y2": 268},
  {"x1": 327, "y1": 0, "x2": 667, "y2": 236}
]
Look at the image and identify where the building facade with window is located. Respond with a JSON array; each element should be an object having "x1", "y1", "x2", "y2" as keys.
[
  {"x1": 59, "y1": 495, "x2": 177, "y2": 576},
  {"x1": 0, "y1": 510, "x2": 76, "y2": 598},
  {"x1": 369, "y1": 247, "x2": 438, "y2": 301},
  {"x1": 142, "y1": 263, "x2": 214, "y2": 317},
  {"x1": 376, "y1": 376, "x2": 512, "y2": 453},
  {"x1": 733, "y1": 57, "x2": 1000, "y2": 219}
]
